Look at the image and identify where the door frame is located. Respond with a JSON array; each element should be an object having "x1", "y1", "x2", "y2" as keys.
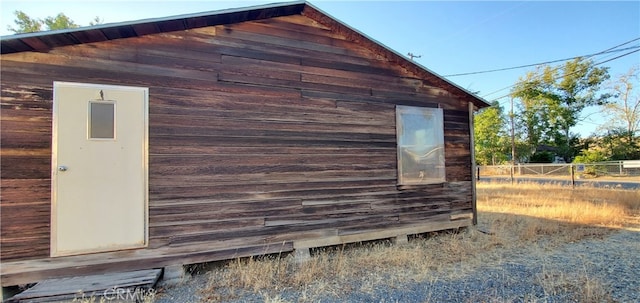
[{"x1": 51, "y1": 81, "x2": 149, "y2": 257}]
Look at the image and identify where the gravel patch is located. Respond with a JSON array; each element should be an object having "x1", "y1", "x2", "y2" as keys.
[
  {"x1": 154, "y1": 272, "x2": 208, "y2": 303},
  {"x1": 154, "y1": 229, "x2": 640, "y2": 302}
]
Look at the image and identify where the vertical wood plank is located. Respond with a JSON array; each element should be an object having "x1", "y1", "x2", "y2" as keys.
[{"x1": 468, "y1": 101, "x2": 478, "y2": 225}]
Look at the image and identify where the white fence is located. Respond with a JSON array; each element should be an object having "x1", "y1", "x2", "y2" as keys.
[{"x1": 479, "y1": 161, "x2": 640, "y2": 179}]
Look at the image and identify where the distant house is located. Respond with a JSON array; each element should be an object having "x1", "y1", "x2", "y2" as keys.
[{"x1": 0, "y1": 1, "x2": 489, "y2": 288}]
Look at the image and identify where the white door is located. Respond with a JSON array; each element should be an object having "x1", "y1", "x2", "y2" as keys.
[{"x1": 52, "y1": 82, "x2": 148, "y2": 257}]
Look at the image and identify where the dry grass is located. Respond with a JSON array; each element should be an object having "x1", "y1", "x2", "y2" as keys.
[
  {"x1": 535, "y1": 267, "x2": 615, "y2": 303},
  {"x1": 478, "y1": 182, "x2": 639, "y2": 226},
  {"x1": 478, "y1": 182, "x2": 639, "y2": 246},
  {"x1": 199, "y1": 182, "x2": 639, "y2": 302}
]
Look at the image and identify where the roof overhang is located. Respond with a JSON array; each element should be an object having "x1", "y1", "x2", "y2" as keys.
[{"x1": 0, "y1": 0, "x2": 489, "y2": 108}]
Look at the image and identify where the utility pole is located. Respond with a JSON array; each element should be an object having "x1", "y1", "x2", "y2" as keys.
[
  {"x1": 510, "y1": 97, "x2": 516, "y2": 184},
  {"x1": 407, "y1": 52, "x2": 422, "y2": 61}
]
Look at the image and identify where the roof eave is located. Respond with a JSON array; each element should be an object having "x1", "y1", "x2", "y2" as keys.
[{"x1": 0, "y1": 0, "x2": 306, "y2": 54}]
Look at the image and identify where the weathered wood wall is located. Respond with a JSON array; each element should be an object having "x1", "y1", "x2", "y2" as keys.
[{"x1": 0, "y1": 13, "x2": 472, "y2": 265}]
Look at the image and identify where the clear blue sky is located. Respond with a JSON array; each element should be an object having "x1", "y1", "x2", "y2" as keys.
[{"x1": 1, "y1": 1, "x2": 639, "y2": 137}]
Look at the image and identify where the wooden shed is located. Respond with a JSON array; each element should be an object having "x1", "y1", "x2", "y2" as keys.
[{"x1": 0, "y1": 1, "x2": 489, "y2": 287}]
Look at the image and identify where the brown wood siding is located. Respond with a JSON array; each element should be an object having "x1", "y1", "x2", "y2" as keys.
[
  {"x1": 1, "y1": 83, "x2": 52, "y2": 261},
  {"x1": 0, "y1": 14, "x2": 472, "y2": 267}
]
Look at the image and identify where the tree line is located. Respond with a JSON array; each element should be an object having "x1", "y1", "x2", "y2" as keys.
[{"x1": 475, "y1": 60, "x2": 639, "y2": 165}]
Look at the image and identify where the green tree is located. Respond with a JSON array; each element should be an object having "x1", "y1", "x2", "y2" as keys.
[
  {"x1": 576, "y1": 129, "x2": 640, "y2": 162},
  {"x1": 511, "y1": 70, "x2": 553, "y2": 159},
  {"x1": 512, "y1": 58, "x2": 610, "y2": 161},
  {"x1": 43, "y1": 13, "x2": 79, "y2": 31},
  {"x1": 474, "y1": 101, "x2": 509, "y2": 165},
  {"x1": 7, "y1": 10, "x2": 99, "y2": 34},
  {"x1": 573, "y1": 149, "x2": 608, "y2": 164},
  {"x1": 7, "y1": 10, "x2": 42, "y2": 33},
  {"x1": 601, "y1": 129, "x2": 640, "y2": 160}
]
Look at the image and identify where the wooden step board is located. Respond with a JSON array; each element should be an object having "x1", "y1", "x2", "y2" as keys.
[{"x1": 8, "y1": 268, "x2": 162, "y2": 302}]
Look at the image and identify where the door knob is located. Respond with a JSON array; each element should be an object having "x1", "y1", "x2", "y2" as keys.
[{"x1": 58, "y1": 166, "x2": 68, "y2": 172}]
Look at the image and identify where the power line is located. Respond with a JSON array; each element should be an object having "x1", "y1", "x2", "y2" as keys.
[
  {"x1": 450, "y1": 37, "x2": 640, "y2": 78},
  {"x1": 590, "y1": 37, "x2": 640, "y2": 58},
  {"x1": 482, "y1": 39, "x2": 640, "y2": 100},
  {"x1": 443, "y1": 45, "x2": 639, "y2": 77},
  {"x1": 486, "y1": 48, "x2": 640, "y2": 103},
  {"x1": 490, "y1": 48, "x2": 636, "y2": 107}
]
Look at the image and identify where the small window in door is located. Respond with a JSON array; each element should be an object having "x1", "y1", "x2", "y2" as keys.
[{"x1": 89, "y1": 101, "x2": 115, "y2": 139}]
